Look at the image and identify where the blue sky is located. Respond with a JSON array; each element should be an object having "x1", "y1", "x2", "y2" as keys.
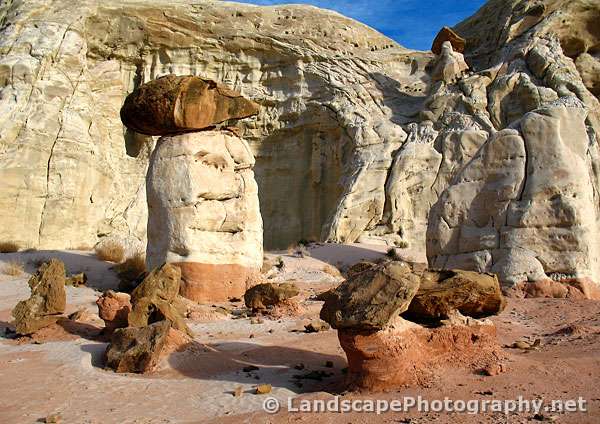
[{"x1": 233, "y1": 0, "x2": 487, "y2": 50}]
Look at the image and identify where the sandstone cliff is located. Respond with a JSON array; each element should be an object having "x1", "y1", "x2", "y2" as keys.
[
  {"x1": 0, "y1": 0, "x2": 430, "y2": 250},
  {"x1": 0, "y1": 0, "x2": 599, "y2": 291},
  {"x1": 424, "y1": 0, "x2": 600, "y2": 286}
]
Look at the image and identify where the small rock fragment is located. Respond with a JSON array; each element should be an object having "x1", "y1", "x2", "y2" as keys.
[
  {"x1": 214, "y1": 306, "x2": 231, "y2": 316},
  {"x1": 65, "y1": 272, "x2": 87, "y2": 287},
  {"x1": 233, "y1": 386, "x2": 244, "y2": 397},
  {"x1": 67, "y1": 308, "x2": 97, "y2": 323},
  {"x1": 255, "y1": 384, "x2": 272, "y2": 394},
  {"x1": 244, "y1": 283, "x2": 300, "y2": 310},
  {"x1": 533, "y1": 413, "x2": 558, "y2": 422},
  {"x1": 96, "y1": 290, "x2": 132, "y2": 335},
  {"x1": 44, "y1": 413, "x2": 62, "y2": 423},
  {"x1": 250, "y1": 317, "x2": 264, "y2": 324},
  {"x1": 304, "y1": 320, "x2": 330, "y2": 333},
  {"x1": 482, "y1": 363, "x2": 506, "y2": 376},
  {"x1": 105, "y1": 320, "x2": 172, "y2": 373},
  {"x1": 511, "y1": 340, "x2": 532, "y2": 349}
]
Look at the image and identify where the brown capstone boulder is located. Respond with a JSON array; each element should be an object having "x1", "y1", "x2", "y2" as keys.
[
  {"x1": 244, "y1": 282, "x2": 300, "y2": 310},
  {"x1": 431, "y1": 26, "x2": 466, "y2": 55},
  {"x1": 128, "y1": 264, "x2": 192, "y2": 336},
  {"x1": 120, "y1": 74, "x2": 260, "y2": 136},
  {"x1": 404, "y1": 269, "x2": 506, "y2": 322},
  {"x1": 320, "y1": 261, "x2": 420, "y2": 331},
  {"x1": 12, "y1": 259, "x2": 67, "y2": 335}
]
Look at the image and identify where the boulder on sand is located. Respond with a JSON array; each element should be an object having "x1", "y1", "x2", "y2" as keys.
[
  {"x1": 12, "y1": 259, "x2": 67, "y2": 335},
  {"x1": 128, "y1": 264, "x2": 192, "y2": 336},
  {"x1": 105, "y1": 320, "x2": 190, "y2": 373},
  {"x1": 244, "y1": 282, "x2": 300, "y2": 310},
  {"x1": 320, "y1": 261, "x2": 420, "y2": 331},
  {"x1": 96, "y1": 290, "x2": 132, "y2": 335},
  {"x1": 320, "y1": 262, "x2": 506, "y2": 391}
]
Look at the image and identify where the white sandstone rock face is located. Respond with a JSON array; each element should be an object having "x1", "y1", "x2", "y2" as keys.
[
  {"x1": 0, "y1": 0, "x2": 430, "y2": 250},
  {"x1": 427, "y1": 98, "x2": 600, "y2": 286},
  {"x1": 431, "y1": 41, "x2": 469, "y2": 83},
  {"x1": 0, "y1": 0, "x2": 599, "y2": 270},
  {"x1": 146, "y1": 131, "x2": 263, "y2": 302}
]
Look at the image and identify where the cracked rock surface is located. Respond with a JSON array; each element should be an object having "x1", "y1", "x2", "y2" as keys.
[
  {"x1": 0, "y1": 0, "x2": 599, "y2": 292},
  {"x1": 146, "y1": 131, "x2": 263, "y2": 302}
]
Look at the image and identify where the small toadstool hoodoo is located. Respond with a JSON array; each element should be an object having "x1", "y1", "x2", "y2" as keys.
[{"x1": 121, "y1": 75, "x2": 263, "y2": 302}]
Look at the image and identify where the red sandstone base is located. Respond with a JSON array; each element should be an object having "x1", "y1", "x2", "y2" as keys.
[
  {"x1": 173, "y1": 262, "x2": 262, "y2": 303},
  {"x1": 509, "y1": 278, "x2": 600, "y2": 300},
  {"x1": 338, "y1": 321, "x2": 501, "y2": 392}
]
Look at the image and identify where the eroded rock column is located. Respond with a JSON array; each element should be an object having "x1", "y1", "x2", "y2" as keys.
[
  {"x1": 146, "y1": 131, "x2": 263, "y2": 301},
  {"x1": 121, "y1": 74, "x2": 263, "y2": 302},
  {"x1": 319, "y1": 261, "x2": 505, "y2": 391}
]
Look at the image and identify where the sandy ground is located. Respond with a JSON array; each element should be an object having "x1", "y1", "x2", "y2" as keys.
[{"x1": 0, "y1": 244, "x2": 599, "y2": 423}]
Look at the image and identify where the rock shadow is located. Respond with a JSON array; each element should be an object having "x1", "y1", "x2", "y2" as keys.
[
  {"x1": 368, "y1": 71, "x2": 429, "y2": 125},
  {"x1": 56, "y1": 318, "x2": 103, "y2": 341},
  {"x1": 307, "y1": 243, "x2": 387, "y2": 267},
  {"x1": 0, "y1": 250, "x2": 120, "y2": 292},
  {"x1": 167, "y1": 340, "x2": 347, "y2": 394},
  {"x1": 80, "y1": 342, "x2": 110, "y2": 368}
]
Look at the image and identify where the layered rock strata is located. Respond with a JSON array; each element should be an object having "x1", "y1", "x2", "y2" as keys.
[
  {"x1": 0, "y1": 0, "x2": 599, "y2": 293},
  {"x1": 427, "y1": 98, "x2": 600, "y2": 293},
  {"x1": 0, "y1": 0, "x2": 427, "y2": 250},
  {"x1": 145, "y1": 128, "x2": 263, "y2": 302}
]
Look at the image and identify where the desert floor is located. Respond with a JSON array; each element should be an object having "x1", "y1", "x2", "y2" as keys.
[{"x1": 0, "y1": 244, "x2": 599, "y2": 424}]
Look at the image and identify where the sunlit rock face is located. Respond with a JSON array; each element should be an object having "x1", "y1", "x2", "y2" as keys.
[
  {"x1": 1, "y1": 0, "x2": 600, "y2": 294},
  {"x1": 422, "y1": 0, "x2": 600, "y2": 289},
  {"x1": 0, "y1": 0, "x2": 430, "y2": 250},
  {"x1": 146, "y1": 130, "x2": 264, "y2": 302}
]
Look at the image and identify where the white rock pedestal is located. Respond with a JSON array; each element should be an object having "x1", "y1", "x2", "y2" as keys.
[{"x1": 146, "y1": 130, "x2": 263, "y2": 302}]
